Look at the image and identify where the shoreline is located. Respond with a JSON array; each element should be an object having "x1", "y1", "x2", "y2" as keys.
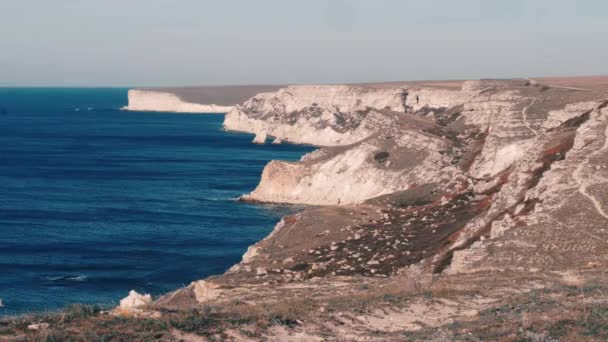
[{"x1": 0, "y1": 99, "x2": 314, "y2": 317}]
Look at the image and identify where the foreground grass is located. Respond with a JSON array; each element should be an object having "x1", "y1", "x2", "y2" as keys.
[
  {"x1": 0, "y1": 299, "x2": 316, "y2": 341},
  {"x1": 404, "y1": 283, "x2": 608, "y2": 341},
  {"x1": 2, "y1": 276, "x2": 607, "y2": 341}
]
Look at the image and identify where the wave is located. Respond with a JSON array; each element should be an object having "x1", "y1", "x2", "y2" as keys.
[{"x1": 42, "y1": 274, "x2": 88, "y2": 283}]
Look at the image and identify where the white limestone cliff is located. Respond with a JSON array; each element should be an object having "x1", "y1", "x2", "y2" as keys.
[
  {"x1": 252, "y1": 131, "x2": 268, "y2": 144},
  {"x1": 441, "y1": 97, "x2": 608, "y2": 274},
  {"x1": 224, "y1": 85, "x2": 412, "y2": 146},
  {"x1": 123, "y1": 90, "x2": 233, "y2": 113},
  {"x1": 241, "y1": 129, "x2": 466, "y2": 205},
  {"x1": 230, "y1": 82, "x2": 528, "y2": 205}
]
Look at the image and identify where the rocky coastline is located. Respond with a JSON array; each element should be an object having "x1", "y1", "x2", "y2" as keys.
[{"x1": 7, "y1": 76, "x2": 608, "y2": 341}]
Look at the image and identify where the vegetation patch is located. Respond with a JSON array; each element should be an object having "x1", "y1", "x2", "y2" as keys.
[{"x1": 373, "y1": 151, "x2": 390, "y2": 162}]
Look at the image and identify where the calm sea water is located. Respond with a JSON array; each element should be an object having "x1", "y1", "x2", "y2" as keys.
[{"x1": 0, "y1": 88, "x2": 313, "y2": 315}]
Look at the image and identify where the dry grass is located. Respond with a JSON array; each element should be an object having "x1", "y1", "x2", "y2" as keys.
[
  {"x1": 403, "y1": 278, "x2": 608, "y2": 341},
  {"x1": 0, "y1": 297, "x2": 321, "y2": 341},
  {"x1": 4, "y1": 272, "x2": 608, "y2": 341}
]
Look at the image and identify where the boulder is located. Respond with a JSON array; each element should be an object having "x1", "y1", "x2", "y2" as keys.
[
  {"x1": 119, "y1": 290, "x2": 152, "y2": 310},
  {"x1": 28, "y1": 323, "x2": 49, "y2": 331},
  {"x1": 252, "y1": 131, "x2": 267, "y2": 144},
  {"x1": 191, "y1": 280, "x2": 221, "y2": 302}
]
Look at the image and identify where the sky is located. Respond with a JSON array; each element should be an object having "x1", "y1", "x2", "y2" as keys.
[{"x1": 1, "y1": 0, "x2": 607, "y2": 86}]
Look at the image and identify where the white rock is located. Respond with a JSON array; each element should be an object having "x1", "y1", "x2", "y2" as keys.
[
  {"x1": 252, "y1": 131, "x2": 267, "y2": 144},
  {"x1": 241, "y1": 246, "x2": 259, "y2": 263},
  {"x1": 256, "y1": 267, "x2": 268, "y2": 276},
  {"x1": 241, "y1": 134, "x2": 463, "y2": 205},
  {"x1": 28, "y1": 323, "x2": 49, "y2": 331},
  {"x1": 543, "y1": 101, "x2": 599, "y2": 130},
  {"x1": 119, "y1": 290, "x2": 152, "y2": 310},
  {"x1": 190, "y1": 280, "x2": 221, "y2": 302}
]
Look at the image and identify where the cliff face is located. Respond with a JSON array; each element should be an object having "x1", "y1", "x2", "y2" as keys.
[
  {"x1": 241, "y1": 113, "x2": 467, "y2": 205},
  {"x1": 123, "y1": 90, "x2": 234, "y2": 113},
  {"x1": 212, "y1": 79, "x2": 608, "y2": 280},
  {"x1": 224, "y1": 85, "x2": 413, "y2": 146},
  {"x1": 232, "y1": 81, "x2": 538, "y2": 205},
  {"x1": 448, "y1": 98, "x2": 608, "y2": 272}
]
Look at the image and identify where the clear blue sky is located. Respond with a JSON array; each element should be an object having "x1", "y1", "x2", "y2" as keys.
[{"x1": 1, "y1": 0, "x2": 607, "y2": 86}]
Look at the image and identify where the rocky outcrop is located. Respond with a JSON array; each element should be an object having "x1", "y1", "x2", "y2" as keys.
[
  {"x1": 252, "y1": 131, "x2": 267, "y2": 144},
  {"x1": 119, "y1": 290, "x2": 152, "y2": 309},
  {"x1": 223, "y1": 84, "x2": 471, "y2": 147},
  {"x1": 123, "y1": 90, "x2": 233, "y2": 113},
  {"x1": 224, "y1": 85, "x2": 414, "y2": 146},
  {"x1": 241, "y1": 114, "x2": 467, "y2": 205},
  {"x1": 235, "y1": 81, "x2": 529, "y2": 205},
  {"x1": 113, "y1": 290, "x2": 153, "y2": 316},
  {"x1": 445, "y1": 99, "x2": 608, "y2": 273}
]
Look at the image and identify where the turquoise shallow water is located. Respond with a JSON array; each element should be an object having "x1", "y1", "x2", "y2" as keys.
[{"x1": 0, "y1": 88, "x2": 314, "y2": 315}]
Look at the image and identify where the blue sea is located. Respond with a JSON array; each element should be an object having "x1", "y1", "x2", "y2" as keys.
[{"x1": 0, "y1": 88, "x2": 313, "y2": 315}]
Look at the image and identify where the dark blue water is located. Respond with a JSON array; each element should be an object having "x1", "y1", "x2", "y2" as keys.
[{"x1": 0, "y1": 88, "x2": 313, "y2": 315}]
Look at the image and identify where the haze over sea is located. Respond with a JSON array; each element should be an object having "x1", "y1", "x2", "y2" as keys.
[{"x1": 0, "y1": 88, "x2": 313, "y2": 315}]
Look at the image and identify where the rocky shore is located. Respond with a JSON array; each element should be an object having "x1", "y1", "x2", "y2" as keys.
[{"x1": 7, "y1": 76, "x2": 608, "y2": 341}]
